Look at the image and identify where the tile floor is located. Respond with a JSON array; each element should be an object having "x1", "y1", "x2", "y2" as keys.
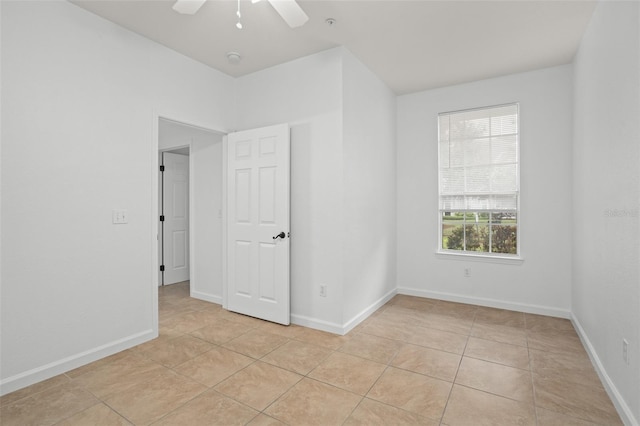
[{"x1": 0, "y1": 281, "x2": 623, "y2": 425}]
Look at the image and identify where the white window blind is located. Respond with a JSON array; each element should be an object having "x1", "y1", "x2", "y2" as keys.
[
  {"x1": 438, "y1": 104, "x2": 520, "y2": 256},
  {"x1": 438, "y1": 104, "x2": 519, "y2": 212}
]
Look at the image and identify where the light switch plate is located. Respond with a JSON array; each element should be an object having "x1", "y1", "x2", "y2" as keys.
[{"x1": 112, "y1": 209, "x2": 128, "y2": 224}]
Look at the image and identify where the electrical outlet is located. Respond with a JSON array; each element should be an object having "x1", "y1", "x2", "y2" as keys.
[
  {"x1": 319, "y1": 285, "x2": 327, "y2": 297},
  {"x1": 623, "y1": 339, "x2": 629, "y2": 365},
  {"x1": 464, "y1": 267, "x2": 471, "y2": 278}
]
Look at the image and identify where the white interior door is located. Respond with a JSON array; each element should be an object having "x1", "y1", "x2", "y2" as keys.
[
  {"x1": 162, "y1": 152, "x2": 190, "y2": 285},
  {"x1": 227, "y1": 124, "x2": 290, "y2": 325}
]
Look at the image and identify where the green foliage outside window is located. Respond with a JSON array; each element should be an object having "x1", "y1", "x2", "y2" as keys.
[{"x1": 442, "y1": 212, "x2": 517, "y2": 255}]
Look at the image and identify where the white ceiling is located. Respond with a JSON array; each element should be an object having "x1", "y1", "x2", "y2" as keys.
[{"x1": 71, "y1": 0, "x2": 597, "y2": 95}]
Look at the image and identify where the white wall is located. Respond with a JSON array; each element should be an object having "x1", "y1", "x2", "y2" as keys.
[
  {"x1": 235, "y1": 48, "x2": 345, "y2": 330},
  {"x1": 572, "y1": 1, "x2": 640, "y2": 423},
  {"x1": 341, "y1": 52, "x2": 397, "y2": 327},
  {"x1": 397, "y1": 65, "x2": 574, "y2": 316},
  {"x1": 235, "y1": 48, "x2": 397, "y2": 332},
  {"x1": 0, "y1": 1, "x2": 234, "y2": 394},
  {"x1": 191, "y1": 133, "x2": 224, "y2": 304},
  {"x1": 159, "y1": 119, "x2": 224, "y2": 303}
]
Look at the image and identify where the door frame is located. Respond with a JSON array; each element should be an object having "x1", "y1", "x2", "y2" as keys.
[{"x1": 151, "y1": 111, "x2": 228, "y2": 336}]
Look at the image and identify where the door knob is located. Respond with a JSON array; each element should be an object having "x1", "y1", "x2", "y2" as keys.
[{"x1": 273, "y1": 231, "x2": 286, "y2": 240}]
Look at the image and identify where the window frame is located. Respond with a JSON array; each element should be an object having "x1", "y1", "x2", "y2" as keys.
[{"x1": 436, "y1": 103, "x2": 522, "y2": 260}]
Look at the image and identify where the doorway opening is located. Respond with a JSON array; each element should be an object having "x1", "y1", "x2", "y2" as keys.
[{"x1": 156, "y1": 117, "x2": 225, "y2": 303}]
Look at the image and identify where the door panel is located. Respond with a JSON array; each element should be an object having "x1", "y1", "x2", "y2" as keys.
[
  {"x1": 163, "y1": 152, "x2": 190, "y2": 285},
  {"x1": 227, "y1": 124, "x2": 290, "y2": 325}
]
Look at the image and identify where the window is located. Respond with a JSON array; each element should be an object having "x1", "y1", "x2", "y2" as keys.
[{"x1": 438, "y1": 104, "x2": 519, "y2": 256}]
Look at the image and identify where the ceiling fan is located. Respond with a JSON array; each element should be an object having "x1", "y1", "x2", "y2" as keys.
[{"x1": 172, "y1": 0, "x2": 309, "y2": 28}]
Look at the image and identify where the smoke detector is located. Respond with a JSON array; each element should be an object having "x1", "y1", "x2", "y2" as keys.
[{"x1": 226, "y1": 51, "x2": 242, "y2": 65}]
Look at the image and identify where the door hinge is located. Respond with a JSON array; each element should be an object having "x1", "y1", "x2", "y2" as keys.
[
  {"x1": 159, "y1": 165, "x2": 165, "y2": 172},
  {"x1": 160, "y1": 265, "x2": 165, "y2": 272},
  {"x1": 160, "y1": 215, "x2": 165, "y2": 222}
]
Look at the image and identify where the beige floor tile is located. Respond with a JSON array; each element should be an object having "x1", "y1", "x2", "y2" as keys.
[
  {"x1": 339, "y1": 332, "x2": 403, "y2": 364},
  {"x1": 246, "y1": 413, "x2": 286, "y2": 426},
  {"x1": 431, "y1": 300, "x2": 478, "y2": 320},
  {"x1": 442, "y1": 384, "x2": 535, "y2": 426},
  {"x1": 527, "y1": 329, "x2": 587, "y2": 355},
  {"x1": 104, "y1": 371, "x2": 207, "y2": 425},
  {"x1": 381, "y1": 305, "x2": 434, "y2": 324},
  {"x1": 128, "y1": 334, "x2": 179, "y2": 357},
  {"x1": 292, "y1": 326, "x2": 351, "y2": 350},
  {"x1": 5, "y1": 288, "x2": 625, "y2": 426},
  {"x1": 388, "y1": 294, "x2": 438, "y2": 311},
  {"x1": 152, "y1": 389, "x2": 258, "y2": 426},
  {"x1": 261, "y1": 340, "x2": 332, "y2": 375},
  {"x1": 214, "y1": 361, "x2": 302, "y2": 411},
  {"x1": 0, "y1": 374, "x2": 70, "y2": 407},
  {"x1": 407, "y1": 325, "x2": 468, "y2": 354},
  {"x1": 455, "y1": 357, "x2": 533, "y2": 402},
  {"x1": 391, "y1": 343, "x2": 461, "y2": 382},
  {"x1": 265, "y1": 378, "x2": 362, "y2": 425},
  {"x1": 0, "y1": 382, "x2": 98, "y2": 426},
  {"x1": 214, "y1": 309, "x2": 266, "y2": 327},
  {"x1": 384, "y1": 305, "x2": 474, "y2": 335},
  {"x1": 367, "y1": 367, "x2": 451, "y2": 420},
  {"x1": 197, "y1": 302, "x2": 225, "y2": 313},
  {"x1": 223, "y1": 329, "x2": 289, "y2": 359},
  {"x1": 256, "y1": 322, "x2": 305, "y2": 339},
  {"x1": 175, "y1": 297, "x2": 220, "y2": 312},
  {"x1": 155, "y1": 324, "x2": 186, "y2": 342},
  {"x1": 56, "y1": 402, "x2": 132, "y2": 425},
  {"x1": 536, "y1": 407, "x2": 601, "y2": 425},
  {"x1": 308, "y1": 352, "x2": 386, "y2": 395},
  {"x1": 361, "y1": 315, "x2": 419, "y2": 342},
  {"x1": 344, "y1": 397, "x2": 439, "y2": 426},
  {"x1": 139, "y1": 335, "x2": 214, "y2": 368},
  {"x1": 407, "y1": 311, "x2": 474, "y2": 335},
  {"x1": 529, "y1": 349, "x2": 602, "y2": 388},
  {"x1": 474, "y1": 306, "x2": 526, "y2": 328},
  {"x1": 65, "y1": 351, "x2": 132, "y2": 379},
  {"x1": 174, "y1": 346, "x2": 254, "y2": 387},
  {"x1": 158, "y1": 309, "x2": 197, "y2": 329},
  {"x1": 525, "y1": 314, "x2": 575, "y2": 332},
  {"x1": 158, "y1": 281, "x2": 189, "y2": 295},
  {"x1": 159, "y1": 300, "x2": 196, "y2": 318},
  {"x1": 533, "y1": 374, "x2": 622, "y2": 425},
  {"x1": 464, "y1": 336, "x2": 529, "y2": 369},
  {"x1": 72, "y1": 354, "x2": 172, "y2": 400},
  {"x1": 470, "y1": 322, "x2": 528, "y2": 347},
  {"x1": 189, "y1": 319, "x2": 254, "y2": 345}
]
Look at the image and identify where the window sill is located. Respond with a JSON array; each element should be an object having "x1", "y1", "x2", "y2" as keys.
[{"x1": 435, "y1": 251, "x2": 524, "y2": 265}]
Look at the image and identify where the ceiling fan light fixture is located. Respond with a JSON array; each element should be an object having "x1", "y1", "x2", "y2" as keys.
[
  {"x1": 173, "y1": 0, "x2": 308, "y2": 28},
  {"x1": 236, "y1": 0, "x2": 243, "y2": 29},
  {"x1": 172, "y1": 0, "x2": 206, "y2": 14},
  {"x1": 227, "y1": 51, "x2": 242, "y2": 65}
]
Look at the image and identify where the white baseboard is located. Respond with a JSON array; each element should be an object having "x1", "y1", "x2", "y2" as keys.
[
  {"x1": 0, "y1": 329, "x2": 155, "y2": 397},
  {"x1": 290, "y1": 314, "x2": 345, "y2": 335},
  {"x1": 190, "y1": 290, "x2": 222, "y2": 305},
  {"x1": 342, "y1": 288, "x2": 397, "y2": 334},
  {"x1": 572, "y1": 314, "x2": 638, "y2": 426},
  {"x1": 291, "y1": 288, "x2": 397, "y2": 336},
  {"x1": 397, "y1": 286, "x2": 571, "y2": 318}
]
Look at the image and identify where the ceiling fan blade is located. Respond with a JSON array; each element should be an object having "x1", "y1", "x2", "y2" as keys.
[
  {"x1": 172, "y1": 0, "x2": 207, "y2": 15},
  {"x1": 267, "y1": 0, "x2": 309, "y2": 28}
]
